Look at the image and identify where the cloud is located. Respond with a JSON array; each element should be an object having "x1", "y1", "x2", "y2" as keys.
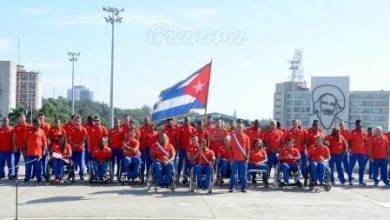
[
  {"x1": 24, "y1": 61, "x2": 68, "y2": 71},
  {"x1": 48, "y1": 13, "x2": 102, "y2": 26},
  {"x1": 19, "y1": 7, "x2": 46, "y2": 16},
  {"x1": 48, "y1": 11, "x2": 172, "y2": 27},
  {"x1": 123, "y1": 11, "x2": 173, "y2": 26},
  {"x1": 0, "y1": 38, "x2": 10, "y2": 52},
  {"x1": 177, "y1": 8, "x2": 219, "y2": 19}
]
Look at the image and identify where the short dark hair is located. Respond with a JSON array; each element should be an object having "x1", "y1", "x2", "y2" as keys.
[
  {"x1": 38, "y1": 113, "x2": 44, "y2": 117},
  {"x1": 355, "y1": 120, "x2": 362, "y2": 124}
]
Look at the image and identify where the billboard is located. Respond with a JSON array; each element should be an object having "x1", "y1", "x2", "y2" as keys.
[{"x1": 310, "y1": 77, "x2": 350, "y2": 134}]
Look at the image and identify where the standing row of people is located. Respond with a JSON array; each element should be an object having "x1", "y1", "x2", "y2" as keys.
[{"x1": 0, "y1": 113, "x2": 388, "y2": 189}]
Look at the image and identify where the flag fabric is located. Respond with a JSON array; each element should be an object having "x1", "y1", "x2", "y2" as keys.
[{"x1": 152, "y1": 62, "x2": 212, "y2": 121}]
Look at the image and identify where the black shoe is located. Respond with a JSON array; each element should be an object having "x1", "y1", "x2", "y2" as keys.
[
  {"x1": 23, "y1": 179, "x2": 30, "y2": 183},
  {"x1": 80, "y1": 176, "x2": 84, "y2": 181},
  {"x1": 37, "y1": 178, "x2": 42, "y2": 183},
  {"x1": 229, "y1": 188, "x2": 234, "y2": 193},
  {"x1": 251, "y1": 179, "x2": 257, "y2": 184},
  {"x1": 304, "y1": 179, "x2": 308, "y2": 187},
  {"x1": 241, "y1": 188, "x2": 247, "y2": 193}
]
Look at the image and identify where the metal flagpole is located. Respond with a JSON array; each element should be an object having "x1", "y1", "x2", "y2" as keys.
[
  {"x1": 12, "y1": 157, "x2": 40, "y2": 220},
  {"x1": 203, "y1": 58, "x2": 213, "y2": 125}
]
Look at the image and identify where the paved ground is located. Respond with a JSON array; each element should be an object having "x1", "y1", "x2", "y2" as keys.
[{"x1": 0, "y1": 168, "x2": 389, "y2": 220}]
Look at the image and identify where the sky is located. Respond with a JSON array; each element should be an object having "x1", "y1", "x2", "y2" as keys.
[{"x1": 1, "y1": 0, "x2": 390, "y2": 120}]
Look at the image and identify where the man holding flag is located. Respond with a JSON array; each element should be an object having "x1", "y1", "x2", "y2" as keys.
[{"x1": 151, "y1": 61, "x2": 212, "y2": 182}]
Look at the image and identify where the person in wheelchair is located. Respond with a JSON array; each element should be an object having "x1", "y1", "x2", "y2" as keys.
[
  {"x1": 49, "y1": 135, "x2": 72, "y2": 184},
  {"x1": 278, "y1": 138, "x2": 301, "y2": 186},
  {"x1": 122, "y1": 128, "x2": 141, "y2": 180},
  {"x1": 191, "y1": 138, "x2": 215, "y2": 190},
  {"x1": 91, "y1": 138, "x2": 112, "y2": 181},
  {"x1": 307, "y1": 136, "x2": 330, "y2": 186},
  {"x1": 150, "y1": 133, "x2": 176, "y2": 188},
  {"x1": 248, "y1": 139, "x2": 268, "y2": 185},
  {"x1": 216, "y1": 135, "x2": 232, "y2": 183}
]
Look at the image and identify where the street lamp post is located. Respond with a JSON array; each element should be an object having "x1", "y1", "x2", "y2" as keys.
[
  {"x1": 103, "y1": 6, "x2": 124, "y2": 128},
  {"x1": 67, "y1": 52, "x2": 80, "y2": 115}
]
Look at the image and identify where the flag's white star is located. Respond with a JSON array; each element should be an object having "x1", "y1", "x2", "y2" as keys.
[{"x1": 193, "y1": 81, "x2": 205, "y2": 93}]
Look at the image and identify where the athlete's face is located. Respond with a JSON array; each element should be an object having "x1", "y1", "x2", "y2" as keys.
[
  {"x1": 2, "y1": 118, "x2": 9, "y2": 127},
  {"x1": 159, "y1": 133, "x2": 168, "y2": 145}
]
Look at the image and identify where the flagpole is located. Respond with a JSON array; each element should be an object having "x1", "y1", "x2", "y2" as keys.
[{"x1": 203, "y1": 58, "x2": 213, "y2": 125}]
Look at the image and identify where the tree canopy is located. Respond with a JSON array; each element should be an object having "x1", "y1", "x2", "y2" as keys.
[{"x1": 8, "y1": 97, "x2": 152, "y2": 127}]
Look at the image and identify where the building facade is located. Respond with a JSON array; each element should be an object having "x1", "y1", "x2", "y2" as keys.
[
  {"x1": 67, "y1": 85, "x2": 94, "y2": 101},
  {"x1": 274, "y1": 77, "x2": 390, "y2": 132},
  {"x1": 16, "y1": 65, "x2": 42, "y2": 109},
  {"x1": 274, "y1": 81, "x2": 311, "y2": 128},
  {"x1": 0, "y1": 61, "x2": 16, "y2": 118}
]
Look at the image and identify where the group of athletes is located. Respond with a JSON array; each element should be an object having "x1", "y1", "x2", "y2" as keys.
[{"x1": 0, "y1": 112, "x2": 389, "y2": 193}]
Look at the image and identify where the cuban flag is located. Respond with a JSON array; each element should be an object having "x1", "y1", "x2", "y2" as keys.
[{"x1": 152, "y1": 62, "x2": 212, "y2": 122}]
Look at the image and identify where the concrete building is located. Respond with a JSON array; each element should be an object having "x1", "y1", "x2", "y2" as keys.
[
  {"x1": 274, "y1": 81, "x2": 310, "y2": 128},
  {"x1": 67, "y1": 85, "x2": 94, "y2": 101},
  {"x1": 0, "y1": 61, "x2": 16, "y2": 118},
  {"x1": 274, "y1": 76, "x2": 390, "y2": 132},
  {"x1": 349, "y1": 91, "x2": 390, "y2": 130},
  {"x1": 16, "y1": 65, "x2": 42, "y2": 109}
]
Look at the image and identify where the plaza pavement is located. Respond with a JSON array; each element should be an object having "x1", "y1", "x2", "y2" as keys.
[{"x1": 0, "y1": 166, "x2": 389, "y2": 220}]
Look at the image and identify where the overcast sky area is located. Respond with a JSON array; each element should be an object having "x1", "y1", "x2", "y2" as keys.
[{"x1": 1, "y1": 0, "x2": 389, "y2": 120}]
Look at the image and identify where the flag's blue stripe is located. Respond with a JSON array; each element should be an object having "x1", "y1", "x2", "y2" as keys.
[{"x1": 152, "y1": 99, "x2": 205, "y2": 121}]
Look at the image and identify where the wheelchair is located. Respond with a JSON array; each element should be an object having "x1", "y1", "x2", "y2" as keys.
[
  {"x1": 247, "y1": 164, "x2": 269, "y2": 188},
  {"x1": 88, "y1": 159, "x2": 113, "y2": 183},
  {"x1": 214, "y1": 158, "x2": 231, "y2": 186},
  {"x1": 147, "y1": 161, "x2": 177, "y2": 192},
  {"x1": 45, "y1": 158, "x2": 75, "y2": 184},
  {"x1": 118, "y1": 158, "x2": 144, "y2": 185},
  {"x1": 274, "y1": 161, "x2": 303, "y2": 188},
  {"x1": 189, "y1": 165, "x2": 214, "y2": 194},
  {"x1": 306, "y1": 161, "x2": 331, "y2": 192}
]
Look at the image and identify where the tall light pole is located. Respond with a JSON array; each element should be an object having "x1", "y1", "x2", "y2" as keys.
[
  {"x1": 103, "y1": 6, "x2": 124, "y2": 128},
  {"x1": 67, "y1": 52, "x2": 80, "y2": 115}
]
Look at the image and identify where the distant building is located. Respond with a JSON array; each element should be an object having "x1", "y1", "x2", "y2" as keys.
[
  {"x1": 274, "y1": 76, "x2": 390, "y2": 132},
  {"x1": 348, "y1": 91, "x2": 390, "y2": 130},
  {"x1": 0, "y1": 61, "x2": 16, "y2": 118},
  {"x1": 67, "y1": 85, "x2": 94, "y2": 101},
  {"x1": 16, "y1": 65, "x2": 42, "y2": 109},
  {"x1": 274, "y1": 80, "x2": 310, "y2": 129}
]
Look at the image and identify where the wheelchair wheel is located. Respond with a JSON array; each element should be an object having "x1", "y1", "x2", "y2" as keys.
[
  {"x1": 46, "y1": 161, "x2": 53, "y2": 184},
  {"x1": 118, "y1": 161, "x2": 126, "y2": 185},
  {"x1": 170, "y1": 166, "x2": 177, "y2": 192},
  {"x1": 208, "y1": 168, "x2": 214, "y2": 194},
  {"x1": 68, "y1": 162, "x2": 75, "y2": 183},
  {"x1": 147, "y1": 167, "x2": 154, "y2": 191},
  {"x1": 262, "y1": 172, "x2": 269, "y2": 187},
  {"x1": 324, "y1": 167, "x2": 331, "y2": 192},
  {"x1": 189, "y1": 167, "x2": 196, "y2": 193},
  {"x1": 139, "y1": 166, "x2": 145, "y2": 185},
  {"x1": 108, "y1": 161, "x2": 114, "y2": 182},
  {"x1": 89, "y1": 164, "x2": 94, "y2": 184},
  {"x1": 214, "y1": 159, "x2": 220, "y2": 185},
  {"x1": 274, "y1": 163, "x2": 280, "y2": 187}
]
